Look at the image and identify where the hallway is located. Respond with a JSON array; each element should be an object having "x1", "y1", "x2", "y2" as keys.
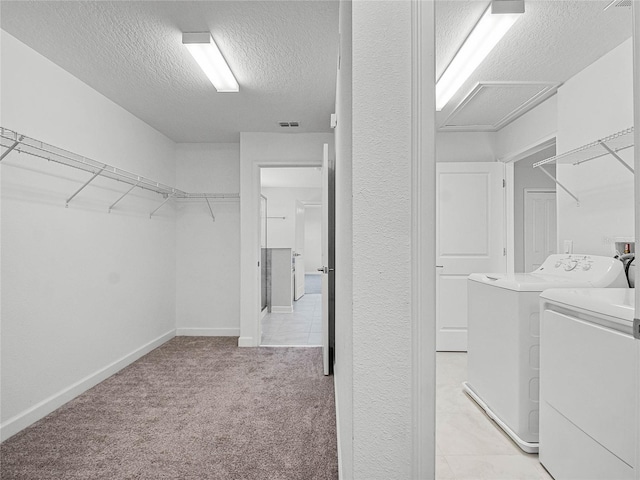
[{"x1": 261, "y1": 294, "x2": 322, "y2": 346}]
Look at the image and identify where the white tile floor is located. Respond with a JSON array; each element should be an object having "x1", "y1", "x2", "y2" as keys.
[
  {"x1": 437, "y1": 352, "x2": 554, "y2": 480},
  {"x1": 260, "y1": 293, "x2": 322, "y2": 346}
]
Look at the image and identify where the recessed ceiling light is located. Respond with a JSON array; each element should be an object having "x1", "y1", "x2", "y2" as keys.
[{"x1": 182, "y1": 32, "x2": 239, "y2": 93}]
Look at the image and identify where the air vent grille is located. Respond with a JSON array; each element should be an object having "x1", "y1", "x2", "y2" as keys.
[
  {"x1": 279, "y1": 121, "x2": 300, "y2": 128},
  {"x1": 605, "y1": 0, "x2": 632, "y2": 9}
]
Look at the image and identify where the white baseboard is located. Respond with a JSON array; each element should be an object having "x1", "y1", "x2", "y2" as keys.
[
  {"x1": 334, "y1": 373, "x2": 344, "y2": 480},
  {"x1": 175, "y1": 328, "x2": 240, "y2": 336},
  {"x1": 260, "y1": 307, "x2": 268, "y2": 321},
  {"x1": 0, "y1": 329, "x2": 175, "y2": 442},
  {"x1": 237, "y1": 336, "x2": 255, "y2": 347},
  {"x1": 271, "y1": 306, "x2": 293, "y2": 313}
]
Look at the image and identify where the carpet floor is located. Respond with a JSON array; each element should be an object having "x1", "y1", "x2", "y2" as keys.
[{"x1": 0, "y1": 337, "x2": 338, "y2": 480}]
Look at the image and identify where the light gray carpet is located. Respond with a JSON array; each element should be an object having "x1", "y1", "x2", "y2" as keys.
[{"x1": 0, "y1": 337, "x2": 338, "y2": 479}]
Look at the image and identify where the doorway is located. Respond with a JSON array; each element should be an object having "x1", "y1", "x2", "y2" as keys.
[{"x1": 259, "y1": 167, "x2": 324, "y2": 346}]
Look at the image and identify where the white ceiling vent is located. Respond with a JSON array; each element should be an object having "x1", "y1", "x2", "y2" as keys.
[
  {"x1": 440, "y1": 82, "x2": 560, "y2": 132},
  {"x1": 279, "y1": 121, "x2": 300, "y2": 128},
  {"x1": 604, "y1": 0, "x2": 632, "y2": 10}
]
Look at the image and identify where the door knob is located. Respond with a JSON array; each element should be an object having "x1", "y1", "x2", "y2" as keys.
[{"x1": 317, "y1": 266, "x2": 335, "y2": 274}]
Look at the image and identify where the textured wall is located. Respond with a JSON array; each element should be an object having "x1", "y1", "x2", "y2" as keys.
[
  {"x1": 556, "y1": 38, "x2": 634, "y2": 256},
  {"x1": 436, "y1": 132, "x2": 497, "y2": 162},
  {"x1": 1, "y1": 31, "x2": 176, "y2": 438},
  {"x1": 351, "y1": 2, "x2": 414, "y2": 477},
  {"x1": 175, "y1": 143, "x2": 240, "y2": 335}
]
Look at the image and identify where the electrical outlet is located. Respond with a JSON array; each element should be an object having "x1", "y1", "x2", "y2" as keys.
[{"x1": 563, "y1": 240, "x2": 573, "y2": 254}]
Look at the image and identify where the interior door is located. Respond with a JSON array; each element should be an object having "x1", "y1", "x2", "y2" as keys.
[
  {"x1": 436, "y1": 162, "x2": 506, "y2": 351},
  {"x1": 524, "y1": 189, "x2": 557, "y2": 272},
  {"x1": 294, "y1": 200, "x2": 305, "y2": 300},
  {"x1": 320, "y1": 143, "x2": 330, "y2": 375}
]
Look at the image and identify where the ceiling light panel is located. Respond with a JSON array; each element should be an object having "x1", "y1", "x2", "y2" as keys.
[
  {"x1": 436, "y1": 1, "x2": 523, "y2": 111},
  {"x1": 182, "y1": 32, "x2": 239, "y2": 93}
]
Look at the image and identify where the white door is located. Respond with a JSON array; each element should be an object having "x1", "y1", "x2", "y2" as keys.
[
  {"x1": 436, "y1": 162, "x2": 506, "y2": 351},
  {"x1": 320, "y1": 143, "x2": 330, "y2": 375},
  {"x1": 524, "y1": 189, "x2": 557, "y2": 272},
  {"x1": 294, "y1": 200, "x2": 305, "y2": 300}
]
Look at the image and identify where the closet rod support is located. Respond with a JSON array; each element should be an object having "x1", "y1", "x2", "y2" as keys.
[
  {"x1": 0, "y1": 136, "x2": 24, "y2": 162},
  {"x1": 538, "y1": 166, "x2": 580, "y2": 206},
  {"x1": 109, "y1": 181, "x2": 140, "y2": 213},
  {"x1": 66, "y1": 166, "x2": 105, "y2": 207},
  {"x1": 205, "y1": 198, "x2": 216, "y2": 222},
  {"x1": 149, "y1": 195, "x2": 173, "y2": 219},
  {"x1": 599, "y1": 140, "x2": 634, "y2": 174}
]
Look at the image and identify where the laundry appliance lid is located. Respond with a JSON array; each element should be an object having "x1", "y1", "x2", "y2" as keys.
[
  {"x1": 467, "y1": 272, "x2": 595, "y2": 292},
  {"x1": 540, "y1": 288, "x2": 634, "y2": 323}
]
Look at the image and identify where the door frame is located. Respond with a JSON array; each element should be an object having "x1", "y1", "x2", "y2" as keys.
[
  {"x1": 632, "y1": 2, "x2": 639, "y2": 478},
  {"x1": 502, "y1": 135, "x2": 557, "y2": 273}
]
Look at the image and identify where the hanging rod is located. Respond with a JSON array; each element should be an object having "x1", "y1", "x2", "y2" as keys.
[
  {"x1": 533, "y1": 126, "x2": 634, "y2": 170},
  {"x1": 0, "y1": 127, "x2": 239, "y2": 218}
]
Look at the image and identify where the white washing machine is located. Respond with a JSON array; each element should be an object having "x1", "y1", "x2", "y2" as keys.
[
  {"x1": 539, "y1": 288, "x2": 636, "y2": 480},
  {"x1": 464, "y1": 254, "x2": 626, "y2": 453}
]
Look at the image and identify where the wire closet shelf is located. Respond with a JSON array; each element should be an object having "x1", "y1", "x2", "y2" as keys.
[
  {"x1": 532, "y1": 126, "x2": 634, "y2": 207},
  {"x1": 0, "y1": 127, "x2": 239, "y2": 219}
]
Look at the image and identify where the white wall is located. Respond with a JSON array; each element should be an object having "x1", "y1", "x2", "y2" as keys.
[
  {"x1": 350, "y1": 1, "x2": 415, "y2": 477},
  {"x1": 175, "y1": 143, "x2": 240, "y2": 336},
  {"x1": 495, "y1": 95, "x2": 558, "y2": 161},
  {"x1": 239, "y1": 132, "x2": 333, "y2": 347},
  {"x1": 556, "y1": 38, "x2": 634, "y2": 255},
  {"x1": 1, "y1": 31, "x2": 176, "y2": 440},
  {"x1": 260, "y1": 187, "x2": 321, "y2": 249},
  {"x1": 436, "y1": 131, "x2": 496, "y2": 162},
  {"x1": 304, "y1": 205, "x2": 322, "y2": 274}
]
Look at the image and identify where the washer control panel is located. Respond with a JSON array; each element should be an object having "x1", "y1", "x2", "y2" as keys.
[{"x1": 534, "y1": 254, "x2": 625, "y2": 286}]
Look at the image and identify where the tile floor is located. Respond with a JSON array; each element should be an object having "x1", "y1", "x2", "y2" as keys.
[
  {"x1": 260, "y1": 293, "x2": 322, "y2": 346},
  {"x1": 436, "y1": 352, "x2": 554, "y2": 480}
]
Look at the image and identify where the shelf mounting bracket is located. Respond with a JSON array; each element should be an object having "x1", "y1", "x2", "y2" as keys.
[
  {"x1": 0, "y1": 136, "x2": 24, "y2": 162},
  {"x1": 149, "y1": 195, "x2": 173, "y2": 219},
  {"x1": 66, "y1": 166, "x2": 105, "y2": 207},
  {"x1": 538, "y1": 166, "x2": 580, "y2": 206},
  {"x1": 205, "y1": 198, "x2": 216, "y2": 222},
  {"x1": 108, "y1": 180, "x2": 141, "y2": 213},
  {"x1": 598, "y1": 140, "x2": 634, "y2": 174}
]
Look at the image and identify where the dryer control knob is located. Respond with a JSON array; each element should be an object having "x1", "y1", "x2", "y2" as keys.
[
  {"x1": 564, "y1": 260, "x2": 578, "y2": 271},
  {"x1": 555, "y1": 261, "x2": 562, "y2": 268},
  {"x1": 582, "y1": 264, "x2": 591, "y2": 271}
]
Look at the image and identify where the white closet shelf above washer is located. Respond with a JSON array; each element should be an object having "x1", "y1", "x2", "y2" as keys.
[
  {"x1": 0, "y1": 127, "x2": 238, "y2": 220},
  {"x1": 532, "y1": 126, "x2": 635, "y2": 207},
  {"x1": 534, "y1": 126, "x2": 634, "y2": 170}
]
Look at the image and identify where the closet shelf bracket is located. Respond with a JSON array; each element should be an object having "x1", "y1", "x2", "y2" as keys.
[
  {"x1": 149, "y1": 195, "x2": 174, "y2": 219},
  {"x1": 205, "y1": 198, "x2": 216, "y2": 222},
  {"x1": 538, "y1": 166, "x2": 580, "y2": 207},
  {"x1": 66, "y1": 166, "x2": 106, "y2": 207},
  {"x1": 597, "y1": 140, "x2": 634, "y2": 174},
  {"x1": 109, "y1": 180, "x2": 141, "y2": 213},
  {"x1": 0, "y1": 135, "x2": 24, "y2": 162}
]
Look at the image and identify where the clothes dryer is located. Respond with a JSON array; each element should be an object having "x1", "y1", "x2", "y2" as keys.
[{"x1": 464, "y1": 254, "x2": 626, "y2": 453}]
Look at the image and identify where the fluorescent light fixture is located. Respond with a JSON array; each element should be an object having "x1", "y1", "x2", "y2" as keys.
[
  {"x1": 436, "y1": 1, "x2": 523, "y2": 111},
  {"x1": 182, "y1": 32, "x2": 239, "y2": 92}
]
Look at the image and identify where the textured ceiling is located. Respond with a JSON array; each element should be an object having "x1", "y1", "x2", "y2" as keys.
[
  {"x1": 0, "y1": 0, "x2": 339, "y2": 143},
  {"x1": 0, "y1": 0, "x2": 634, "y2": 140},
  {"x1": 435, "y1": 0, "x2": 632, "y2": 130}
]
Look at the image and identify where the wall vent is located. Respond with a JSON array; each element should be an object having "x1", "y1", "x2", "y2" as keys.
[
  {"x1": 604, "y1": 0, "x2": 632, "y2": 9},
  {"x1": 278, "y1": 121, "x2": 300, "y2": 128}
]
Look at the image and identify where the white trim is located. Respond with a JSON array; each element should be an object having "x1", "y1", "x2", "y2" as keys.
[
  {"x1": 271, "y1": 306, "x2": 294, "y2": 313},
  {"x1": 441, "y1": 81, "x2": 560, "y2": 132},
  {"x1": 175, "y1": 328, "x2": 240, "y2": 336},
  {"x1": 0, "y1": 329, "x2": 175, "y2": 442},
  {"x1": 260, "y1": 307, "x2": 268, "y2": 321},
  {"x1": 505, "y1": 162, "x2": 515, "y2": 273},
  {"x1": 237, "y1": 336, "x2": 254, "y2": 347},
  {"x1": 412, "y1": 1, "x2": 436, "y2": 478},
  {"x1": 334, "y1": 373, "x2": 344, "y2": 480},
  {"x1": 499, "y1": 134, "x2": 556, "y2": 164},
  {"x1": 463, "y1": 382, "x2": 539, "y2": 453}
]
